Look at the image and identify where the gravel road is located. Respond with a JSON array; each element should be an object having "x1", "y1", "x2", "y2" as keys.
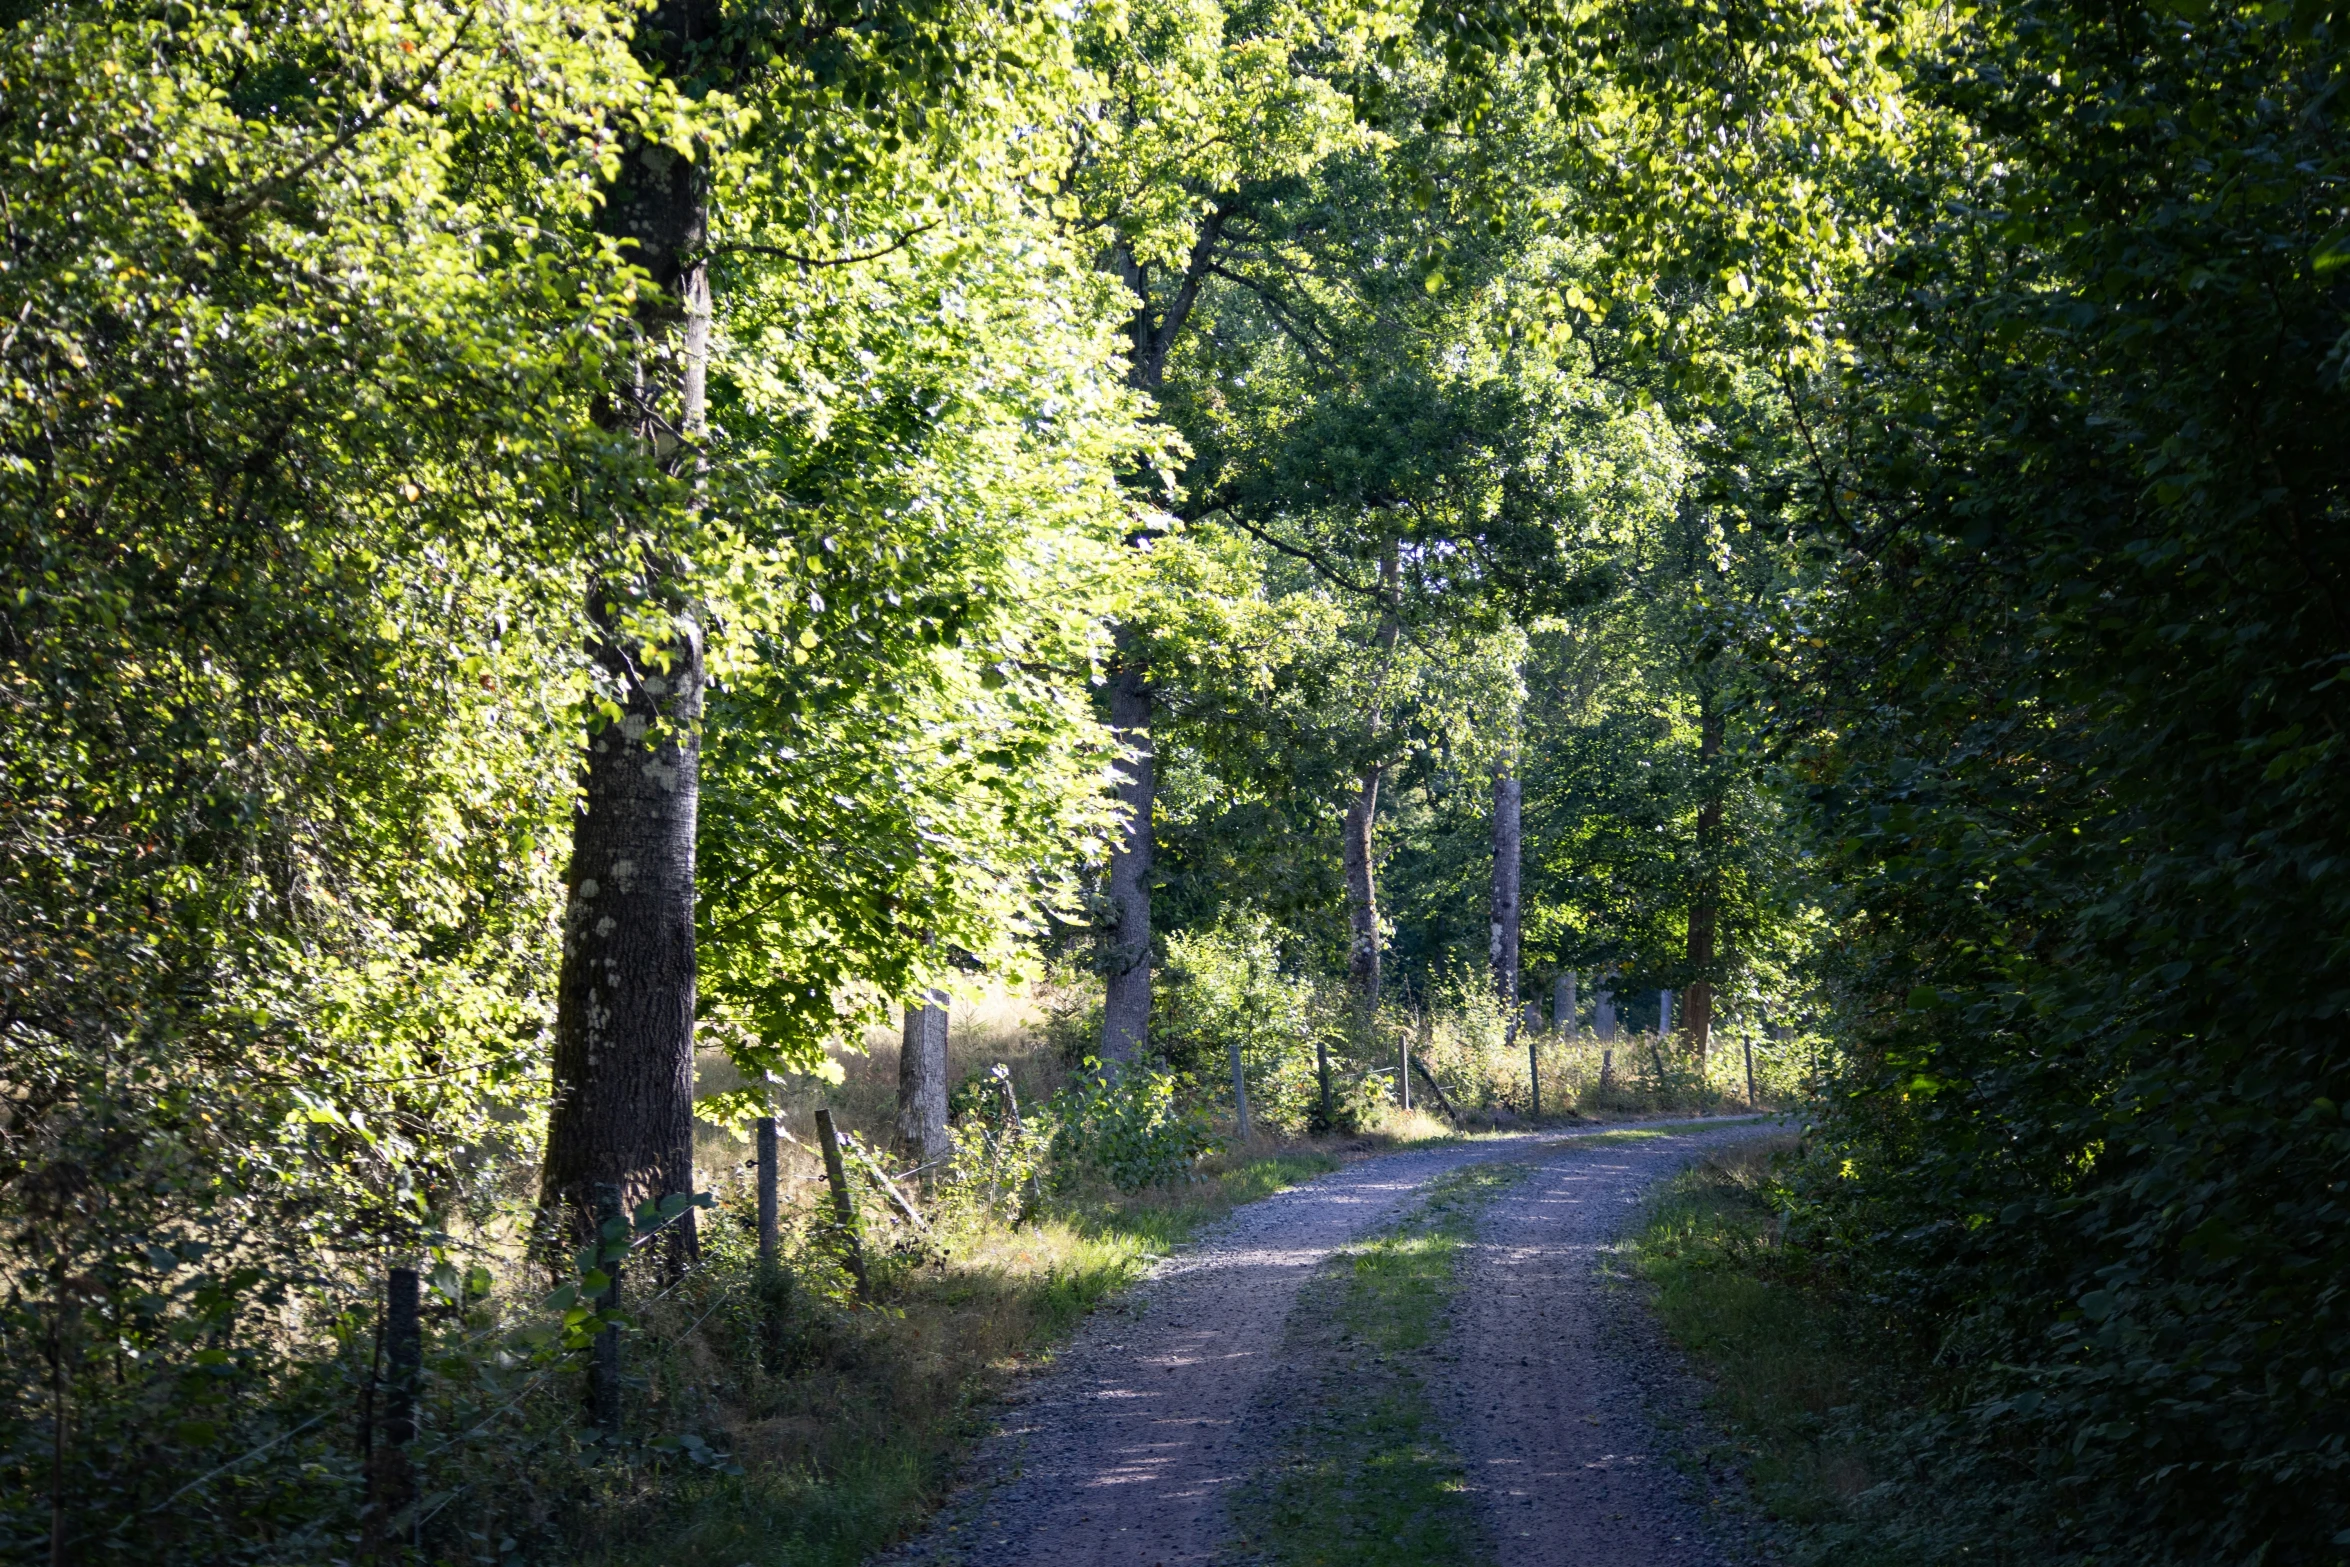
[
  {"x1": 1439, "y1": 1127, "x2": 1773, "y2": 1565},
  {"x1": 878, "y1": 1118, "x2": 1775, "y2": 1567}
]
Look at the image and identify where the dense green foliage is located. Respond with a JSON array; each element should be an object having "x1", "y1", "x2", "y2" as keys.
[
  {"x1": 1533, "y1": 1, "x2": 2350, "y2": 1557},
  {"x1": 1777, "y1": 7, "x2": 2350, "y2": 1555},
  {"x1": 4, "y1": 0, "x2": 2344, "y2": 1559}
]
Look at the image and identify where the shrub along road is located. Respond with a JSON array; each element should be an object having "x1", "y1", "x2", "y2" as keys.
[{"x1": 878, "y1": 1118, "x2": 1779, "y2": 1565}]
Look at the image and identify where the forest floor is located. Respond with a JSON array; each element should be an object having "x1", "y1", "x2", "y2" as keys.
[{"x1": 871, "y1": 1115, "x2": 1779, "y2": 1566}]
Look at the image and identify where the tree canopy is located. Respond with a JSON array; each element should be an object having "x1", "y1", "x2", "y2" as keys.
[{"x1": 3, "y1": 0, "x2": 2345, "y2": 1559}]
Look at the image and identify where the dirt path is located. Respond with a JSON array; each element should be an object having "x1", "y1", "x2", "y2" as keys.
[
  {"x1": 879, "y1": 1119, "x2": 1772, "y2": 1567},
  {"x1": 1439, "y1": 1131, "x2": 1769, "y2": 1565}
]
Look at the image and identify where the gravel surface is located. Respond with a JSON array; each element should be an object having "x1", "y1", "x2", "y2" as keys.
[
  {"x1": 1439, "y1": 1123, "x2": 1779, "y2": 1566},
  {"x1": 877, "y1": 1118, "x2": 1772, "y2": 1567}
]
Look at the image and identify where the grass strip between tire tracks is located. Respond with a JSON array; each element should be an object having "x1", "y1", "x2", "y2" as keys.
[{"x1": 1229, "y1": 1159, "x2": 1531, "y2": 1567}]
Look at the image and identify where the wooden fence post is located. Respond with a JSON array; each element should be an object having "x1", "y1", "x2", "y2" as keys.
[
  {"x1": 1528, "y1": 1022, "x2": 1542, "y2": 1121},
  {"x1": 756, "y1": 1116, "x2": 780, "y2": 1271},
  {"x1": 1407, "y1": 1052, "x2": 1459, "y2": 1120},
  {"x1": 1232, "y1": 1040, "x2": 1252, "y2": 1140},
  {"x1": 813, "y1": 1109, "x2": 869, "y2": 1299},
  {"x1": 1397, "y1": 1030, "x2": 1410, "y2": 1112},
  {"x1": 755, "y1": 1115, "x2": 784, "y2": 1369},
  {"x1": 846, "y1": 1136, "x2": 930, "y2": 1234}
]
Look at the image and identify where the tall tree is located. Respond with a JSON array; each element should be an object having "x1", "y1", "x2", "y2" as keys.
[
  {"x1": 1489, "y1": 771, "x2": 1523, "y2": 1018},
  {"x1": 1342, "y1": 546, "x2": 1403, "y2": 1015},
  {"x1": 539, "y1": 0, "x2": 723, "y2": 1258},
  {"x1": 0, "y1": 0, "x2": 654, "y2": 1542},
  {"x1": 1072, "y1": 0, "x2": 1371, "y2": 1059}
]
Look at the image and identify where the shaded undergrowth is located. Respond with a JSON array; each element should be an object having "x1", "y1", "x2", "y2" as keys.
[{"x1": 1629, "y1": 1138, "x2": 2043, "y2": 1567}]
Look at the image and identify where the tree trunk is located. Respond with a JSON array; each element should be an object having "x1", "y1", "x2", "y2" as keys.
[
  {"x1": 1345, "y1": 546, "x2": 1403, "y2": 1021},
  {"x1": 895, "y1": 988, "x2": 950, "y2": 1178},
  {"x1": 1093, "y1": 218, "x2": 1225, "y2": 1064},
  {"x1": 1555, "y1": 970, "x2": 1577, "y2": 1035},
  {"x1": 539, "y1": 0, "x2": 721, "y2": 1264},
  {"x1": 1343, "y1": 764, "x2": 1384, "y2": 1016},
  {"x1": 541, "y1": 604, "x2": 705, "y2": 1258},
  {"x1": 1684, "y1": 694, "x2": 1725, "y2": 1065},
  {"x1": 1100, "y1": 642, "x2": 1154, "y2": 1062},
  {"x1": 1490, "y1": 772, "x2": 1521, "y2": 1029}
]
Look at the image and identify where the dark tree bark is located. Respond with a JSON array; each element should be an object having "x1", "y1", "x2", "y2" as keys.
[
  {"x1": 1100, "y1": 642, "x2": 1155, "y2": 1061},
  {"x1": 1683, "y1": 692, "x2": 1725, "y2": 1066},
  {"x1": 542, "y1": 607, "x2": 705, "y2": 1258},
  {"x1": 1095, "y1": 216, "x2": 1229, "y2": 1063},
  {"x1": 1344, "y1": 547, "x2": 1402, "y2": 1021},
  {"x1": 895, "y1": 987, "x2": 950, "y2": 1176},
  {"x1": 539, "y1": 0, "x2": 721, "y2": 1263}
]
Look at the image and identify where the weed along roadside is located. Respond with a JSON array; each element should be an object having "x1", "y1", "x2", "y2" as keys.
[
  {"x1": 1628, "y1": 1138, "x2": 1986, "y2": 1565},
  {"x1": 582, "y1": 1133, "x2": 1370, "y2": 1567}
]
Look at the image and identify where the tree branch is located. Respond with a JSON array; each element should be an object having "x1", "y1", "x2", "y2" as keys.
[
  {"x1": 208, "y1": 12, "x2": 478, "y2": 226},
  {"x1": 709, "y1": 222, "x2": 939, "y2": 270}
]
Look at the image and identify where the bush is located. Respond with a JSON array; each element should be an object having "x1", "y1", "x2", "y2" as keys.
[
  {"x1": 1046, "y1": 1061, "x2": 1217, "y2": 1192},
  {"x1": 1155, "y1": 915, "x2": 1348, "y2": 1134}
]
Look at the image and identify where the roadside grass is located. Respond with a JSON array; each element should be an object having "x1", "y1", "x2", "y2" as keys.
[
  {"x1": 1627, "y1": 1137, "x2": 1957, "y2": 1566},
  {"x1": 588, "y1": 1144, "x2": 1362, "y2": 1567},
  {"x1": 1232, "y1": 1160, "x2": 1528, "y2": 1567}
]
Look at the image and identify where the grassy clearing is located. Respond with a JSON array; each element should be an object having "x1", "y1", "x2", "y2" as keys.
[
  {"x1": 589, "y1": 1140, "x2": 1428, "y2": 1567},
  {"x1": 1627, "y1": 1138, "x2": 1952, "y2": 1566},
  {"x1": 1231, "y1": 1160, "x2": 1528, "y2": 1567}
]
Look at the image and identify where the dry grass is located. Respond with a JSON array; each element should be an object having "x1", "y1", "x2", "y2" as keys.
[{"x1": 692, "y1": 981, "x2": 1074, "y2": 1203}]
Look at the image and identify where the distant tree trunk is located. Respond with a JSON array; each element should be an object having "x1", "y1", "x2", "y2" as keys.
[
  {"x1": 1491, "y1": 770, "x2": 1527, "y2": 1115},
  {"x1": 1100, "y1": 638, "x2": 1154, "y2": 1063},
  {"x1": 1555, "y1": 970, "x2": 1577, "y2": 1035},
  {"x1": 1343, "y1": 766, "x2": 1384, "y2": 1015},
  {"x1": 1490, "y1": 771, "x2": 1521, "y2": 1026},
  {"x1": 539, "y1": 0, "x2": 722, "y2": 1266},
  {"x1": 895, "y1": 988, "x2": 950, "y2": 1179},
  {"x1": 1344, "y1": 546, "x2": 1402, "y2": 1021},
  {"x1": 1684, "y1": 694, "x2": 1725, "y2": 1066},
  {"x1": 1095, "y1": 219, "x2": 1226, "y2": 1064}
]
